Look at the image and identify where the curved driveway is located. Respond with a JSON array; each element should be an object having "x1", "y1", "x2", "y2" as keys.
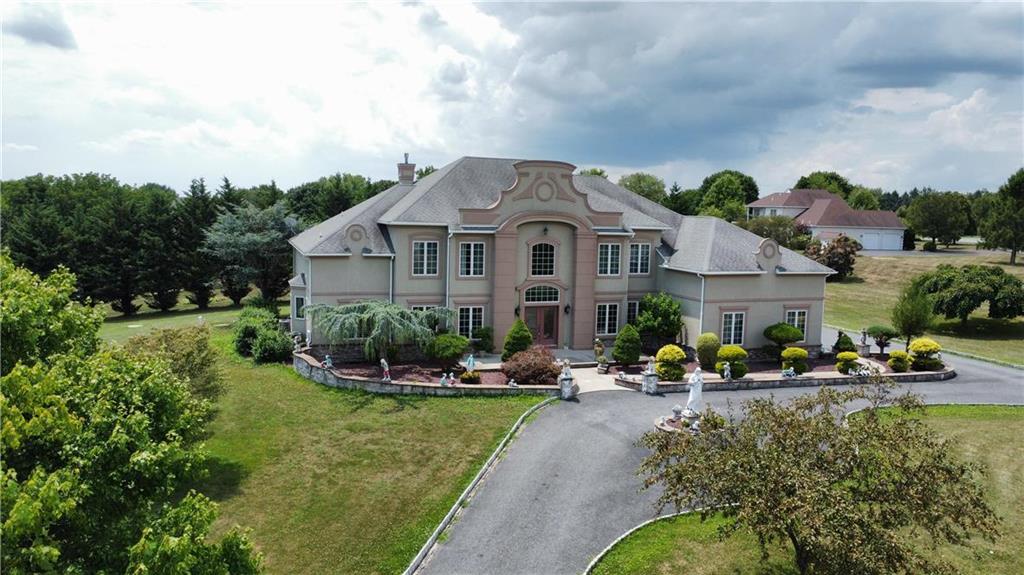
[{"x1": 418, "y1": 353, "x2": 1022, "y2": 575}]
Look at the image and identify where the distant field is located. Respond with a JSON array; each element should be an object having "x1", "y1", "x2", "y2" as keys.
[{"x1": 825, "y1": 252, "x2": 1024, "y2": 366}]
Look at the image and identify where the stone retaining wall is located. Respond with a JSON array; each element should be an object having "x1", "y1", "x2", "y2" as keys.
[
  {"x1": 293, "y1": 353, "x2": 559, "y2": 397},
  {"x1": 614, "y1": 366, "x2": 957, "y2": 393}
]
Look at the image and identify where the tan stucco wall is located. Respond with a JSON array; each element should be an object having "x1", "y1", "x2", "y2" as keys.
[
  {"x1": 389, "y1": 225, "x2": 448, "y2": 299},
  {"x1": 702, "y1": 273, "x2": 825, "y2": 348}
]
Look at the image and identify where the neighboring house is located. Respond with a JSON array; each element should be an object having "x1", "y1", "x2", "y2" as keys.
[
  {"x1": 747, "y1": 188, "x2": 906, "y2": 250},
  {"x1": 289, "y1": 157, "x2": 834, "y2": 353}
]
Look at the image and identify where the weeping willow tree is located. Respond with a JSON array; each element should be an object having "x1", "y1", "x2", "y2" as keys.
[{"x1": 305, "y1": 301, "x2": 453, "y2": 360}]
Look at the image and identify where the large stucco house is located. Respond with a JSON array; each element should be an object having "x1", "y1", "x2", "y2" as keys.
[
  {"x1": 289, "y1": 157, "x2": 834, "y2": 354},
  {"x1": 747, "y1": 188, "x2": 906, "y2": 250}
]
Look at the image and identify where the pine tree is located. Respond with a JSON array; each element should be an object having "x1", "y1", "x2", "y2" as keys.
[{"x1": 177, "y1": 178, "x2": 219, "y2": 309}]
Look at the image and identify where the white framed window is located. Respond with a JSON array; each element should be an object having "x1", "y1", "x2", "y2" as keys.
[
  {"x1": 628, "y1": 243, "x2": 651, "y2": 275},
  {"x1": 596, "y1": 303, "x2": 619, "y2": 335},
  {"x1": 410, "y1": 305, "x2": 437, "y2": 312},
  {"x1": 458, "y1": 306, "x2": 484, "y2": 338},
  {"x1": 412, "y1": 240, "x2": 439, "y2": 276},
  {"x1": 459, "y1": 242, "x2": 485, "y2": 277},
  {"x1": 722, "y1": 311, "x2": 745, "y2": 345},
  {"x1": 525, "y1": 285, "x2": 559, "y2": 303},
  {"x1": 598, "y1": 243, "x2": 620, "y2": 276},
  {"x1": 626, "y1": 300, "x2": 639, "y2": 324},
  {"x1": 769, "y1": 208, "x2": 778, "y2": 216},
  {"x1": 531, "y1": 243, "x2": 555, "y2": 277},
  {"x1": 786, "y1": 309, "x2": 807, "y2": 340},
  {"x1": 294, "y1": 296, "x2": 305, "y2": 319}
]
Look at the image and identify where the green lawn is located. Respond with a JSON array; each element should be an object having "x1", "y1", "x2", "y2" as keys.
[
  {"x1": 103, "y1": 312, "x2": 546, "y2": 574},
  {"x1": 825, "y1": 252, "x2": 1024, "y2": 365},
  {"x1": 591, "y1": 405, "x2": 1024, "y2": 575}
]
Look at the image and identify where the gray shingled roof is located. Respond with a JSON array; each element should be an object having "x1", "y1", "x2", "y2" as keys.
[{"x1": 290, "y1": 156, "x2": 833, "y2": 274}]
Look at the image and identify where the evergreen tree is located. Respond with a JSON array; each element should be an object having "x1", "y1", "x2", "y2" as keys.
[
  {"x1": 215, "y1": 176, "x2": 246, "y2": 211},
  {"x1": 138, "y1": 183, "x2": 183, "y2": 312},
  {"x1": 178, "y1": 178, "x2": 220, "y2": 309}
]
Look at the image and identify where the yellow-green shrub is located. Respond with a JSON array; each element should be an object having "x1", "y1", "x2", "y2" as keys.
[
  {"x1": 887, "y1": 350, "x2": 910, "y2": 373},
  {"x1": 715, "y1": 345, "x2": 748, "y2": 378},
  {"x1": 655, "y1": 344, "x2": 687, "y2": 381},
  {"x1": 909, "y1": 337, "x2": 943, "y2": 371},
  {"x1": 835, "y1": 351, "x2": 860, "y2": 374},
  {"x1": 781, "y1": 346, "x2": 809, "y2": 375}
]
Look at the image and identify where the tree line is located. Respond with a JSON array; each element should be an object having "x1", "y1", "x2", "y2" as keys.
[{"x1": 1, "y1": 170, "x2": 400, "y2": 315}]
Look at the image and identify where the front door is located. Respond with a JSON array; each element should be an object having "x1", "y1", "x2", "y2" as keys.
[{"x1": 524, "y1": 305, "x2": 559, "y2": 346}]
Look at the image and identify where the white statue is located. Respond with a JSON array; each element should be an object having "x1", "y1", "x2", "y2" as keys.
[
  {"x1": 508, "y1": 378, "x2": 518, "y2": 388},
  {"x1": 781, "y1": 366, "x2": 797, "y2": 378},
  {"x1": 646, "y1": 357, "x2": 656, "y2": 374},
  {"x1": 685, "y1": 367, "x2": 704, "y2": 415},
  {"x1": 448, "y1": 372, "x2": 456, "y2": 386},
  {"x1": 466, "y1": 354, "x2": 476, "y2": 372},
  {"x1": 321, "y1": 354, "x2": 333, "y2": 369},
  {"x1": 722, "y1": 361, "x2": 732, "y2": 381},
  {"x1": 293, "y1": 335, "x2": 303, "y2": 352},
  {"x1": 380, "y1": 358, "x2": 391, "y2": 381},
  {"x1": 439, "y1": 373, "x2": 449, "y2": 387},
  {"x1": 560, "y1": 359, "x2": 572, "y2": 379}
]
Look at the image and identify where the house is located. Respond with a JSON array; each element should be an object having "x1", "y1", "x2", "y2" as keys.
[
  {"x1": 289, "y1": 157, "x2": 834, "y2": 354},
  {"x1": 747, "y1": 189, "x2": 906, "y2": 250}
]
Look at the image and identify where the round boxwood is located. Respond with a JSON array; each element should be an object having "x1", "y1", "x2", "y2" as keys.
[
  {"x1": 655, "y1": 344, "x2": 687, "y2": 381},
  {"x1": 909, "y1": 337, "x2": 943, "y2": 371},
  {"x1": 696, "y1": 332, "x2": 720, "y2": 370},
  {"x1": 887, "y1": 350, "x2": 910, "y2": 373},
  {"x1": 781, "y1": 346, "x2": 809, "y2": 374},
  {"x1": 715, "y1": 345, "x2": 749, "y2": 379},
  {"x1": 835, "y1": 351, "x2": 860, "y2": 374}
]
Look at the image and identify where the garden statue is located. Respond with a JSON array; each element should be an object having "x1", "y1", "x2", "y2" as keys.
[
  {"x1": 561, "y1": 359, "x2": 572, "y2": 380},
  {"x1": 197, "y1": 315, "x2": 205, "y2": 325},
  {"x1": 722, "y1": 361, "x2": 732, "y2": 381},
  {"x1": 508, "y1": 378, "x2": 518, "y2": 388},
  {"x1": 685, "y1": 367, "x2": 704, "y2": 415},
  {"x1": 439, "y1": 373, "x2": 449, "y2": 387},
  {"x1": 448, "y1": 372, "x2": 456, "y2": 386},
  {"x1": 466, "y1": 354, "x2": 476, "y2": 372},
  {"x1": 646, "y1": 357, "x2": 656, "y2": 374},
  {"x1": 860, "y1": 328, "x2": 868, "y2": 346},
  {"x1": 671, "y1": 404, "x2": 683, "y2": 421},
  {"x1": 321, "y1": 354, "x2": 334, "y2": 369},
  {"x1": 593, "y1": 338, "x2": 605, "y2": 361},
  {"x1": 380, "y1": 358, "x2": 391, "y2": 381},
  {"x1": 781, "y1": 366, "x2": 797, "y2": 378},
  {"x1": 293, "y1": 335, "x2": 303, "y2": 352}
]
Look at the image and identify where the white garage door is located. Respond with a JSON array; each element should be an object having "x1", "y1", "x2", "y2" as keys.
[
  {"x1": 861, "y1": 232, "x2": 880, "y2": 249},
  {"x1": 882, "y1": 232, "x2": 902, "y2": 250}
]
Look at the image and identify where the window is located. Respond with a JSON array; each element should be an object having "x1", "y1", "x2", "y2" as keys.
[
  {"x1": 629, "y1": 243, "x2": 651, "y2": 275},
  {"x1": 412, "y1": 240, "x2": 439, "y2": 276},
  {"x1": 786, "y1": 309, "x2": 807, "y2": 340},
  {"x1": 598, "y1": 243, "x2": 620, "y2": 276},
  {"x1": 458, "y1": 306, "x2": 483, "y2": 338},
  {"x1": 525, "y1": 285, "x2": 559, "y2": 303},
  {"x1": 410, "y1": 305, "x2": 436, "y2": 312},
  {"x1": 531, "y1": 243, "x2": 555, "y2": 277},
  {"x1": 294, "y1": 296, "x2": 305, "y2": 319},
  {"x1": 459, "y1": 242, "x2": 484, "y2": 277},
  {"x1": 722, "y1": 311, "x2": 745, "y2": 345},
  {"x1": 596, "y1": 303, "x2": 619, "y2": 335},
  {"x1": 626, "y1": 300, "x2": 639, "y2": 324},
  {"x1": 769, "y1": 208, "x2": 778, "y2": 216}
]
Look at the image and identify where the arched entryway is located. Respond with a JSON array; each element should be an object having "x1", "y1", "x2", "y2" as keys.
[{"x1": 522, "y1": 285, "x2": 560, "y2": 346}]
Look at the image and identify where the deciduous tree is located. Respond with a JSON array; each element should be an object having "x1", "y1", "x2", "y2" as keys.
[
  {"x1": 794, "y1": 171, "x2": 853, "y2": 199},
  {"x1": 916, "y1": 264, "x2": 1024, "y2": 326},
  {"x1": 976, "y1": 168, "x2": 1024, "y2": 264},
  {"x1": 905, "y1": 192, "x2": 970, "y2": 246},
  {"x1": 700, "y1": 170, "x2": 759, "y2": 204},
  {"x1": 618, "y1": 172, "x2": 666, "y2": 203},
  {"x1": 847, "y1": 186, "x2": 881, "y2": 210}
]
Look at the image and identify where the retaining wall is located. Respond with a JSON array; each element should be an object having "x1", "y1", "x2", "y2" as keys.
[
  {"x1": 293, "y1": 353, "x2": 559, "y2": 397},
  {"x1": 614, "y1": 366, "x2": 957, "y2": 393}
]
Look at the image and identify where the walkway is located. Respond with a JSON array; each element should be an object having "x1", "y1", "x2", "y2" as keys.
[{"x1": 417, "y1": 348, "x2": 1023, "y2": 575}]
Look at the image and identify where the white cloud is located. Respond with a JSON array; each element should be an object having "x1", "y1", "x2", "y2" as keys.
[
  {"x1": 926, "y1": 89, "x2": 1022, "y2": 151},
  {"x1": 3, "y1": 143, "x2": 39, "y2": 152},
  {"x1": 853, "y1": 88, "x2": 955, "y2": 113}
]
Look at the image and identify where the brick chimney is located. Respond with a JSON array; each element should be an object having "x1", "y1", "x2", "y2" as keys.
[{"x1": 398, "y1": 153, "x2": 415, "y2": 184}]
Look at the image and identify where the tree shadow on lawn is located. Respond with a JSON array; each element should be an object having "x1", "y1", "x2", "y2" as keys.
[
  {"x1": 930, "y1": 317, "x2": 1024, "y2": 341},
  {"x1": 325, "y1": 386, "x2": 429, "y2": 415},
  {"x1": 103, "y1": 303, "x2": 244, "y2": 325},
  {"x1": 193, "y1": 455, "x2": 249, "y2": 502},
  {"x1": 835, "y1": 275, "x2": 865, "y2": 284}
]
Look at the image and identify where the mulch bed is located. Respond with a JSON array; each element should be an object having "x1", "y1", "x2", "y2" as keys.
[
  {"x1": 306, "y1": 357, "x2": 512, "y2": 386},
  {"x1": 610, "y1": 354, "x2": 894, "y2": 379}
]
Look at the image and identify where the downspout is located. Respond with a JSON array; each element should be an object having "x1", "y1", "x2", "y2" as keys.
[
  {"x1": 306, "y1": 257, "x2": 313, "y2": 344},
  {"x1": 444, "y1": 230, "x2": 454, "y2": 309},
  {"x1": 697, "y1": 272, "x2": 706, "y2": 334},
  {"x1": 388, "y1": 254, "x2": 395, "y2": 303}
]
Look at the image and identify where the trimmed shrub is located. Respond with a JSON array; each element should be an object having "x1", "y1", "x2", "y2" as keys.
[
  {"x1": 128, "y1": 325, "x2": 222, "y2": 398},
  {"x1": 763, "y1": 322, "x2": 804, "y2": 356},
  {"x1": 888, "y1": 350, "x2": 911, "y2": 372},
  {"x1": 459, "y1": 370, "x2": 481, "y2": 385},
  {"x1": 833, "y1": 330, "x2": 857, "y2": 353},
  {"x1": 596, "y1": 355, "x2": 609, "y2": 365},
  {"x1": 502, "y1": 345, "x2": 560, "y2": 385},
  {"x1": 866, "y1": 325, "x2": 899, "y2": 356},
  {"x1": 655, "y1": 344, "x2": 687, "y2": 381},
  {"x1": 696, "y1": 332, "x2": 721, "y2": 370},
  {"x1": 635, "y1": 292, "x2": 683, "y2": 351},
  {"x1": 909, "y1": 337, "x2": 943, "y2": 371},
  {"x1": 613, "y1": 324, "x2": 642, "y2": 366},
  {"x1": 502, "y1": 318, "x2": 533, "y2": 361},
  {"x1": 836, "y1": 351, "x2": 860, "y2": 374},
  {"x1": 243, "y1": 296, "x2": 281, "y2": 317},
  {"x1": 472, "y1": 326, "x2": 494, "y2": 354},
  {"x1": 251, "y1": 327, "x2": 293, "y2": 363},
  {"x1": 781, "y1": 346, "x2": 809, "y2": 375},
  {"x1": 429, "y1": 333, "x2": 469, "y2": 370},
  {"x1": 715, "y1": 345, "x2": 749, "y2": 379}
]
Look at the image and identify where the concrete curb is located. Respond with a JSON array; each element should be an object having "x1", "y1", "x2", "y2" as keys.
[
  {"x1": 583, "y1": 509, "x2": 700, "y2": 574},
  {"x1": 824, "y1": 324, "x2": 1023, "y2": 371},
  {"x1": 613, "y1": 365, "x2": 956, "y2": 393},
  {"x1": 403, "y1": 396, "x2": 558, "y2": 575}
]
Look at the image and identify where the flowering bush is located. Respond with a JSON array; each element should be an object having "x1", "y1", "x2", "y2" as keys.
[
  {"x1": 502, "y1": 345, "x2": 560, "y2": 385},
  {"x1": 655, "y1": 344, "x2": 687, "y2": 381},
  {"x1": 781, "y1": 346, "x2": 809, "y2": 375}
]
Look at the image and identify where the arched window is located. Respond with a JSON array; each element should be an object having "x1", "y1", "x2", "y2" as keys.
[
  {"x1": 525, "y1": 285, "x2": 559, "y2": 303},
  {"x1": 531, "y1": 243, "x2": 555, "y2": 276}
]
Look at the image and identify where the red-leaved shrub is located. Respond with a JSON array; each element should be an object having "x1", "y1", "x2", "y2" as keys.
[{"x1": 502, "y1": 345, "x2": 561, "y2": 386}]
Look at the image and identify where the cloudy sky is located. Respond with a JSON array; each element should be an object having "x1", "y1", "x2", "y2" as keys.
[{"x1": 2, "y1": 2, "x2": 1022, "y2": 195}]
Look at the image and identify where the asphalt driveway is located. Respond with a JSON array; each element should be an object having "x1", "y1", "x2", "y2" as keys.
[{"x1": 417, "y1": 351, "x2": 1022, "y2": 575}]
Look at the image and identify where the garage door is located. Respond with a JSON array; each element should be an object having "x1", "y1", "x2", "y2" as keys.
[
  {"x1": 882, "y1": 232, "x2": 902, "y2": 250},
  {"x1": 861, "y1": 233, "x2": 880, "y2": 249}
]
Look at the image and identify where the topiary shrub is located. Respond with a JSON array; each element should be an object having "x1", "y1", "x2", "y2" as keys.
[
  {"x1": 763, "y1": 323, "x2": 804, "y2": 359},
  {"x1": 835, "y1": 351, "x2": 860, "y2": 374},
  {"x1": 715, "y1": 345, "x2": 749, "y2": 379},
  {"x1": 251, "y1": 326, "x2": 294, "y2": 363},
  {"x1": 459, "y1": 370, "x2": 481, "y2": 385},
  {"x1": 696, "y1": 332, "x2": 721, "y2": 370},
  {"x1": 655, "y1": 344, "x2": 687, "y2": 381},
  {"x1": 866, "y1": 325, "x2": 899, "y2": 356},
  {"x1": 502, "y1": 345, "x2": 560, "y2": 385},
  {"x1": 429, "y1": 333, "x2": 469, "y2": 370},
  {"x1": 887, "y1": 350, "x2": 911, "y2": 373},
  {"x1": 781, "y1": 346, "x2": 809, "y2": 375},
  {"x1": 472, "y1": 326, "x2": 494, "y2": 354},
  {"x1": 833, "y1": 330, "x2": 857, "y2": 354},
  {"x1": 909, "y1": 337, "x2": 943, "y2": 371},
  {"x1": 502, "y1": 318, "x2": 533, "y2": 361},
  {"x1": 613, "y1": 324, "x2": 642, "y2": 366}
]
